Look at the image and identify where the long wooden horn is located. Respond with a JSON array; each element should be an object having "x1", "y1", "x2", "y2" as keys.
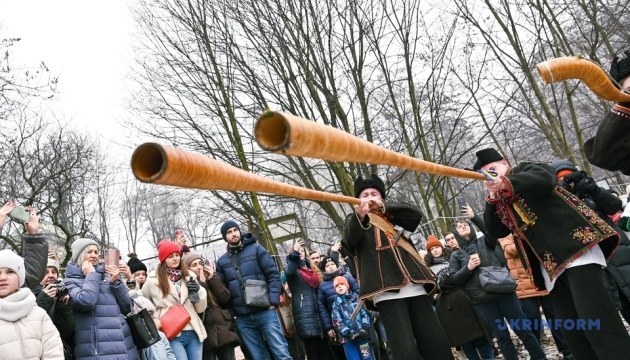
[
  {"x1": 536, "y1": 56, "x2": 630, "y2": 102},
  {"x1": 254, "y1": 112, "x2": 486, "y2": 181},
  {"x1": 131, "y1": 143, "x2": 361, "y2": 205}
]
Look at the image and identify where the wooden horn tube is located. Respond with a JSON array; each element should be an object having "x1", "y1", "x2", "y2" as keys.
[
  {"x1": 536, "y1": 56, "x2": 630, "y2": 102},
  {"x1": 255, "y1": 112, "x2": 487, "y2": 181},
  {"x1": 131, "y1": 143, "x2": 361, "y2": 205}
]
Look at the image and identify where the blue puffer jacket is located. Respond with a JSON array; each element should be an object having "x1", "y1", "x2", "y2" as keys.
[
  {"x1": 317, "y1": 269, "x2": 359, "y2": 332},
  {"x1": 216, "y1": 233, "x2": 282, "y2": 316},
  {"x1": 285, "y1": 251, "x2": 324, "y2": 339},
  {"x1": 65, "y1": 263, "x2": 139, "y2": 360}
]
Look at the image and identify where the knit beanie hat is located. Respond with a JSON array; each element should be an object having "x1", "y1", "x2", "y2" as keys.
[
  {"x1": 0, "y1": 250, "x2": 25, "y2": 287},
  {"x1": 319, "y1": 256, "x2": 339, "y2": 272},
  {"x1": 47, "y1": 258, "x2": 60, "y2": 272},
  {"x1": 221, "y1": 220, "x2": 240, "y2": 240},
  {"x1": 353, "y1": 174, "x2": 386, "y2": 199},
  {"x1": 425, "y1": 235, "x2": 443, "y2": 250},
  {"x1": 333, "y1": 276, "x2": 349, "y2": 289},
  {"x1": 610, "y1": 51, "x2": 630, "y2": 84},
  {"x1": 473, "y1": 148, "x2": 504, "y2": 171},
  {"x1": 183, "y1": 252, "x2": 202, "y2": 268},
  {"x1": 71, "y1": 238, "x2": 99, "y2": 264},
  {"x1": 550, "y1": 159, "x2": 578, "y2": 180},
  {"x1": 158, "y1": 240, "x2": 181, "y2": 263},
  {"x1": 127, "y1": 257, "x2": 147, "y2": 273}
]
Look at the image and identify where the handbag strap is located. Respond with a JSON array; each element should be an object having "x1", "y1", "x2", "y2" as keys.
[{"x1": 229, "y1": 255, "x2": 246, "y2": 290}]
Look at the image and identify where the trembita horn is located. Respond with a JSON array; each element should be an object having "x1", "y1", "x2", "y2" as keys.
[{"x1": 254, "y1": 111, "x2": 486, "y2": 181}]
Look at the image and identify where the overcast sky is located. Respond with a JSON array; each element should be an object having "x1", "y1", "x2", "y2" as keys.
[
  {"x1": 1, "y1": 0, "x2": 136, "y2": 153},
  {"x1": 1, "y1": 1, "x2": 166, "y2": 258}
]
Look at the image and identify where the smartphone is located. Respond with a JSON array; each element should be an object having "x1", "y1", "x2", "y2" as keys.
[
  {"x1": 105, "y1": 249, "x2": 120, "y2": 267},
  {"x1": 9, "y1": 206, "x2": 29, "y2": 222},
  {"x1": 456, "y1": 197, "x2": 467, "y2": 210}
]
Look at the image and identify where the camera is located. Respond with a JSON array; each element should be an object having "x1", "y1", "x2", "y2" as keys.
[{"x1": 53, "y1": 279, "x2": 69, "y2": 298}]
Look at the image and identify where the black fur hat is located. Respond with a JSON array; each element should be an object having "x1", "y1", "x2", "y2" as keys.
[
  {"x1": 473, "y1": 148, "x2": 504, "y2": 171},
  {"x1": 610, "y1": 51, "x2": 630, "y2": 84},
  {"x1": 354, "y1": 174, "x2": 386, "y2": 199}
]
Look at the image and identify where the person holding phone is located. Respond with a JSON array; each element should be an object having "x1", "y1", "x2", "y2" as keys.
[
  {"x1": 1, "y1": 202, "x2": 49, "y2": 291},
  {"x1": 64, "y1": 238, "x2": 139, "y2": 360},
  {"x1": 285, "y1": 239, "x2": 334, "y2": 360},
  {"x1": 185, "y1": 252, "x2": 239, "y2": 360},
  {"x1": 175, "y1": 229, "x2": 192, "y2": 256},
  {"x1": 123, "y1": 257, "x2": 149, "y2": 290},
  {"x1": 142, "y1": 240, "x2": 207, "y2": 360}
]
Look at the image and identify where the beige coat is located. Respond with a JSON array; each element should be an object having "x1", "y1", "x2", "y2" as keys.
[
  {"x1": 142, "y1": 272, "x2": 208, "y2": 341},
  {"x1": 0, "y1": 298, "x2": 64, "y2": 359}
]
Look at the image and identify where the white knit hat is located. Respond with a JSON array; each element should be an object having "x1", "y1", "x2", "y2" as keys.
[
  {"x1": 71, "y1": 238, "x2": 99, "y2": 263},
  {"x1": 0, "y1": 250, "x2": 25, "y2": 287},
  {"x1": 47, "y1": 258, "x2": 60, "y2": 271}
]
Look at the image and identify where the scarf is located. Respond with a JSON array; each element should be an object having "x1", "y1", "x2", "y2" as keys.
[
  {"x1": 227, "y1": 243, "x2": 243, "y2": 256},
  {"x1": 299, "y1": 267, "x2": 320, "y2": 288},
  {"x1": 461, "y1": 238, "x2": 479, "y2": 256},
  {"x1": 0, "y1": 288, "x2": 36, "y2": 322},
  {"x1": 167, "y1": 268, "x2": 182, "y2": 282},
  {"x1": 432, "y1": 257, "x2": 449, "y2": 265}
]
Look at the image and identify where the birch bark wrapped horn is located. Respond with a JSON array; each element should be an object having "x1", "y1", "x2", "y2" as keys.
[
  {"x1": 130, "y1": 142, "x2": 361, "y2": 204},
  {"x1": 254, "y1": 111, "x2": 486, "y2": 181},
  {"x1": 536, "y1": 56, "x2": 630, "y2": 102}
]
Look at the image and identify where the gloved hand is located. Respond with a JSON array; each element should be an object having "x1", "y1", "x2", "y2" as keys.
[
  {"x1": 575, "y1": 177, "x2": 599, "y2": 196},
  {"x1": 186, "y1": 277, "x2": 200, "y2": 293},
  {"x1": 357, "y1": 329, "x2": 368, "y2": 339},
  {"x1": 186, "y1": 277, "x2": 200, "y2": 304},
  {"x1": 349, "y1": 331, "x2": 360, "y2": 341},
  {"x1": 564, "y1": 170, "x2": 587, "y2": 187}
]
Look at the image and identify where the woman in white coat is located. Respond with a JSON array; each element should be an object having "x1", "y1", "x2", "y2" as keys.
[{"x1": 0, "y1": 249, "x2": 64, "y2": 359}]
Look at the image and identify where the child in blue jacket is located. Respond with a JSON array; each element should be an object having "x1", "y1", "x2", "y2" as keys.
[{"x1": 331, "y1": 276, "x2": 373, "y2": 360}]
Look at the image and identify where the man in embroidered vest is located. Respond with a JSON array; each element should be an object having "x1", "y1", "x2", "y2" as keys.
[
  {"x1": 584, "y1": 50, "x2": 630, "y2": 175},
  {"x1": 476, "y1": 148, "x2": 630, "y2": 360},
  {"x1": 342, "y1": 174, "x2": 454, "y2": 360}
]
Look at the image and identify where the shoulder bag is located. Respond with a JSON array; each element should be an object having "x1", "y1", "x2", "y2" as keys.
[
  {"x1": 478, "y1": 266, "x2": 517, "y2": 293},
  {"x1": 125, "y1": 298, "x2": 161, "y2": 349},
  {"x1": 160, "y1": 300, "x2": 192, "y2": 340},
  {"x1": 229, "y1": 254, "x2": 271, "y2": 308}
]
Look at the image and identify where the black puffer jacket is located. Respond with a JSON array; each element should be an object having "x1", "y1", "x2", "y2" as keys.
[
  {"x1": 285, "y1": 251, "x2": 324, "y2": 339},
  {"x1": 34, "y1": 284, "x2": 75, "y2": 360},
  {"x1": 448, "y1": 219, "x2": 507, "y2": 304},
  {"x1": 22, "y1": 233, "x2": 48, "y2": 290}
]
